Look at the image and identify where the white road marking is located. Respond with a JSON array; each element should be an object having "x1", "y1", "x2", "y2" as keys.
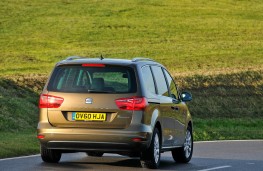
[
  {"x1": 195, "y1": 140, "x2": 263, "y2": 144},
  {"x1": 197, "y1": 165, "x2": 232, "y2": 171},
  {"x1": 0, "y1": 154, "x2": 40, "y2": 161},
  {"x1": 247, "y1": 162, "x2": 255, "y2": 165}
]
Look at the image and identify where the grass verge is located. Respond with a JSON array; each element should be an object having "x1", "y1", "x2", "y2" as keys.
[
  {"x1": 194, "y1": 118, "x2": 263, "y2": 141},
  {"x1": 0, "y1": 130, "x2": 39, "y2": 159}
]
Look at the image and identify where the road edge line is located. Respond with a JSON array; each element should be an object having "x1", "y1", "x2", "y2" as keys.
[
  {"x1": 194, "y1": 139, "x2": 263, "y2": 143},
  {"x1": 197, "y1": 165, "x2": 232, "y2": 171},
  {"x1": 0, "y1": 154, "x2": 40, "y2": 162}
]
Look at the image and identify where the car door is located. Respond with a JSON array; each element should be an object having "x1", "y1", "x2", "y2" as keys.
[
  {"x1": 163, "y1": 69, "x2": 186, "y2": 145},
  {"x1": 151, "y1": 66, "x2": 176, "y2": 147}
]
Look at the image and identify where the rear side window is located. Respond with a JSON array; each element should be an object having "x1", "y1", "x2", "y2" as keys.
[
  {"x1": 151, "y1": 66, "x2": 169, "y2": 96},
  {"x1": 47, "y1": 65, "x2": 137, "y2": 93},
  {"x1": 141, "y1": 66, "x2": 156, "y2": 95}
]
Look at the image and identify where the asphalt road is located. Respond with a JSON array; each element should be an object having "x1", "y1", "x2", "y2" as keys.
[{"x1": 0, "y1": 140, "x2": 262, "y2": 171}]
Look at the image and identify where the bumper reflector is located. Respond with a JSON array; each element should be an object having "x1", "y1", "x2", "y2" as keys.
[{"x1": 132, "y1": 138, "x2": 143, "y2": 142}]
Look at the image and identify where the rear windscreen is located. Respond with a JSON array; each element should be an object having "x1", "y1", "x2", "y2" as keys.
[{"x1": 47, "y1": 65, "x2": 137, "y2": 93}]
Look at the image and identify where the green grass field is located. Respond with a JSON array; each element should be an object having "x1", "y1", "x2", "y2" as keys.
[
  {"x1": 0, "y1": 0, "x2": 262, "y2": 158},
  {"x1": 1, "y1": 0, "x2": 262, "y2": 75}
]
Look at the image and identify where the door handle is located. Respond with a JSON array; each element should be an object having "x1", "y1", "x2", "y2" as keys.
[{"x1": 171, "y1": 106, "x2": 179, "y2": 111}]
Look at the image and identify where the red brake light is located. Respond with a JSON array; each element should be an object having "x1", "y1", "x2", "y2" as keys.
[
  {"x1": 39, "y1": 94, "x2": 64, "y2": 108},
  {"x1": 82, "y1": 64, "x2": 105, "y2": 67},
  {"x1": 115, "y1": 97, "x2": 148, "y2": 111}
]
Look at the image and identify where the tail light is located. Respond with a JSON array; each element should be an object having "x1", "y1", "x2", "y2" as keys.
[
  {"x1": 37, "y1": 134, "x2": 45, "y2": 139},
  {"x1": 115, "y1": 97, "x2": 148, "y2": 111},
  {"x1": 39, "y1": 94, "x2": 64, "y2": 108}
]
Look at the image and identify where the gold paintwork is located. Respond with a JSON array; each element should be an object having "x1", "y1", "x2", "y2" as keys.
[{"x1": 37, "y1": 57, "x2": 192, "y2": 155}]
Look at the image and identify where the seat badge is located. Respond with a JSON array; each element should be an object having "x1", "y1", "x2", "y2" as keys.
[{"x1": 85, "y1": 98, "x2": 93, "y2": 104}]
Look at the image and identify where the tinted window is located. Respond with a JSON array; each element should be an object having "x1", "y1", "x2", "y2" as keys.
[
  {"x1": 151, "y1": 66, "x2": 169, "y2": 96},
  {"x1": 163, "y1": 69, "x2": 179, "y2": 99},
  {"x1": 141, "y1": 66, "x2": 156, "y2": 95},
  {"x1": 48, "y1": 65, "x2": 136, "y2": 93}
]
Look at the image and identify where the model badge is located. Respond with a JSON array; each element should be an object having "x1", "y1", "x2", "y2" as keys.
[{"x1": 85, "y1": 98, "x2": 93, "y2": 104}]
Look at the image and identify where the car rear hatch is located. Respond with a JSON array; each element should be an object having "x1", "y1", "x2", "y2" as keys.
[
  {"x1": 41, "y1": 63, "x2": 140, "y2": 129},
  {"x1": 45, "y1": 93, "x2": 136, "y2": 129}
]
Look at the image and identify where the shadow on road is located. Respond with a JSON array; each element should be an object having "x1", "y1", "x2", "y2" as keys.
[{"x1": 37, "y1": 156, "x2": 197, "y2": 170}]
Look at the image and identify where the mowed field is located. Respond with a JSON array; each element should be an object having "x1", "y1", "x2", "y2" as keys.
[
  {"x1": 1, "y1": 0, "x2": 262, "y2": 75},
  {"x1": 0, "y1": 0, "x2": 262, "y2": 158}
]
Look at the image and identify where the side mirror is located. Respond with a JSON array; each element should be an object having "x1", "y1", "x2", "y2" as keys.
[{"x1": 180, "y1": 92, "x2": 192, "y2": 102}]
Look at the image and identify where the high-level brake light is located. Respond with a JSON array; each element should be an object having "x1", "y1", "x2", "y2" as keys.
[{"x1": 82, "y1": 64, "x2": 105, "y2": 67}]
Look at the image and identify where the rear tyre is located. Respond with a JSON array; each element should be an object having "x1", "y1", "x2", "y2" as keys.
[
  {"x1": 140, "y1": 128, "x2": 161, "y2": 169},
  {"x1": 86, "y1": 152, "x2": 104, "y2": 157},
  {"x1": 40, "y1": 145, "x2": 61, "y2": 163},
  {"x1": 172, "y1": 126, "x2": 193, "y2": 163}
]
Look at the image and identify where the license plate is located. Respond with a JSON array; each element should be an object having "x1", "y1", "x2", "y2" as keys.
[{"x1": 72, "y1": 112, "x2": 106, "y2": 121}]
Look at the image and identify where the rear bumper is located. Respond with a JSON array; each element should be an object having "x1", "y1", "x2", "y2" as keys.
[
  {"x1": 37, "y1": 124, "x2": 152, "y2": 153},
  {"x1": 46, "y1": 141, "x2": 147, "y2": 153}
]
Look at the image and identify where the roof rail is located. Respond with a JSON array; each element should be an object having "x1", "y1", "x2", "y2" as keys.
[
  {"x1": 132, "y1": 57, "x2": 155, "y2": 62},
  {"x1": 65, "y1": 56, "x2": 83, "y2": 60}
]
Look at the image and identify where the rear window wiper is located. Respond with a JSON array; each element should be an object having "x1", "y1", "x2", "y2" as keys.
[{"x1": 87, "y1": 89, "x2": 115, "y2": 93}]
